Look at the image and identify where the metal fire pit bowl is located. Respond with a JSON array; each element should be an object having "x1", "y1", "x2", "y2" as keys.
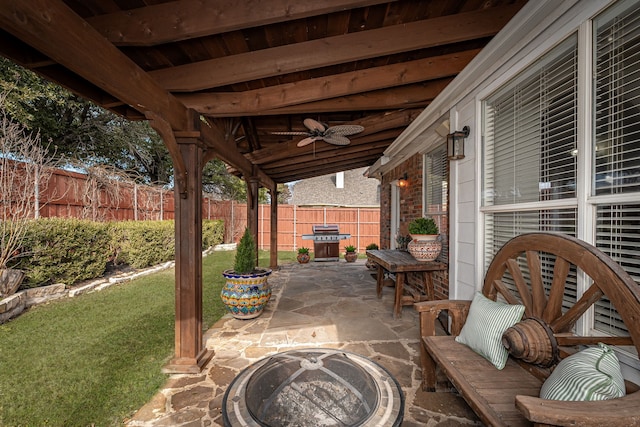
[{"x1": 222, "y1": 348, "x2": 404, "y2": 427}]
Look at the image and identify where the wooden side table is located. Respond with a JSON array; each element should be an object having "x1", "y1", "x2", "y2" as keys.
[{"x1": 366, "y1": 249, "x2": 447, "y2": 318}]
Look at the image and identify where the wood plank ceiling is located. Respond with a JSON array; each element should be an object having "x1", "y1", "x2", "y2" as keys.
[{"x1": 0, "y1": 0, "x2": 527, "y2": 185}]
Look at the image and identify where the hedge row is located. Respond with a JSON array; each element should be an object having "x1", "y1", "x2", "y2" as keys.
[{"x1": 10, "y1": 218, "x2": 224, "y2": 288}]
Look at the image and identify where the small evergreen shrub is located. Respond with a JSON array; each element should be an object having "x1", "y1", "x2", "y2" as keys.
[
  {"x1": 408, "y1": 217, "x2": 439, "y2": 235},
  {"x1": 234, "y1": 228, "x2": 256, "y2": 274}
]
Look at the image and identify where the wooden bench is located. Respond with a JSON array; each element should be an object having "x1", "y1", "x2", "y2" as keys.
[{"x1": 415, "y1": 232, "x2": 640, "y2": 426}]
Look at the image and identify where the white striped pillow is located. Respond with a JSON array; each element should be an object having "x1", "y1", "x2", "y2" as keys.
[
  {"x1": 455, "y1": 292, "x2": 525, "y2": 370},
  {"x1": 540, "y1": 343, "x2": 625, "y2": 401}
]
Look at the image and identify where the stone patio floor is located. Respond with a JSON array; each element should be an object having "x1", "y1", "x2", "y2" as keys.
[{"x1": 127, "y1": 260, "x2": 480, "y2": 426}]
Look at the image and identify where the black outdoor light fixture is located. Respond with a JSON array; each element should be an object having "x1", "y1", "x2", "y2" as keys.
[
  {"x1": 447, "y1": 126, "x2": 470, "y2": 160},
  {"x1": 397, "y1": 172, "x2": 409, "y2": 188}
]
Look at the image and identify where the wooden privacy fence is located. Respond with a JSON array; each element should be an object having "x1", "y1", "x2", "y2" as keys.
[
  {"x1": 205, "y1": 202, "x2": 380, "y2": 253},
  {"x1": 9, "y1": 163, "x2": 379, "y2": 252}
]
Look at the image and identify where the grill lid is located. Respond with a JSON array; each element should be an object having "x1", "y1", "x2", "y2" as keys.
[
  {"x1": 312, "y1": 224, "x2": 340, "y2": 234},
  {"x1": 223, "y1": 349, "x2": 404, "y2": 427}
]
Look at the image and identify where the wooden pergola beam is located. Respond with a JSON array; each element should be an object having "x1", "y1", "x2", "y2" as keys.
[
  {"x1": 149, "y1": 5, "x2": 522, "y2": 92},
  {"x1": 178, "y1": 50, "x2": 480, "y2": 115},
  {"x1": 87, "y1": 0, "x2": 393, "y2": 46},
  {"x1": 0, "y1": 0, "x2": 188, "y2": 130}
]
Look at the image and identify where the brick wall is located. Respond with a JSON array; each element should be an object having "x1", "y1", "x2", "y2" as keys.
[{"x1": 379, "y1": 153, "x2": 450, "y2": 298}]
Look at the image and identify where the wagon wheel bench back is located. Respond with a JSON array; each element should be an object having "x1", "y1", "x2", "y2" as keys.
[{"x1": 415, "y1": 232, "x2": 640, "y2": 426}]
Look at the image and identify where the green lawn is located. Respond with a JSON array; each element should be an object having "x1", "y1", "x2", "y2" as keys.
[{"x1": 0, "y1": 250, "x2": 295, "y2": 426}]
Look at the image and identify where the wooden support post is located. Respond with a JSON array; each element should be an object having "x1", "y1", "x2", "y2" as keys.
[
  {"x1": 269, "y1": 187, "x2": 278, "y2": 269},
  {"x1": 247, "y1": 173, "x2": 260, "y2": 266},
  {"x1": 163, "y1": 126, "x2": 213, "y2": 374}
]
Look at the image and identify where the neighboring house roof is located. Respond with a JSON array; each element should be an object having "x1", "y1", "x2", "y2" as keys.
[{"x1": 291, "y1": 167, "x2": 380, "y2": 207}]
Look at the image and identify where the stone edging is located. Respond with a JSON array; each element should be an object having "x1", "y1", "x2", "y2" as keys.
[{"x1": 0, "y1": 245, "x2": 221, "y2": 324}]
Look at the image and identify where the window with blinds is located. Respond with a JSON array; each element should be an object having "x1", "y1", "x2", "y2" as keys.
[
  {"x1": 477, "y1": 0, "x2": 640, "y2": 343},
  {"x1": 424, "y1": 145, "x2": 448, "y2": 261},
  {"x1": 483, "y1": 35, "x2": 578, "y2": 207},
  {"x1": 481, "y1": 35, "x2": 579, "y2": 323},
  {"x1": 594, "y1": 0, "x2": 640, "y2": 196},
  {"x1": 592, "y1": 0, "x2": 640, "y2": 338}
]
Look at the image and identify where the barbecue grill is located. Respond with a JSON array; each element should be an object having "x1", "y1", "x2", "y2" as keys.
[{"x1": 302, "y1": 224, "x2": 351, "y2": 261}]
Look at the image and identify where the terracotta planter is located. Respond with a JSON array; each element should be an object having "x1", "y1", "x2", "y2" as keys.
[
  {"x1": 407, "y1": 234, "x2": 442, "y2": 262},
  {"x1": 344, "y1": 251, "x2": 358, "y2": 263},
  {"x1": 221, "y1": 268, "x2": 272, "y2": 319},
  {"x1": 297, "y1": 253, "x2": 311, "y2": 264}
]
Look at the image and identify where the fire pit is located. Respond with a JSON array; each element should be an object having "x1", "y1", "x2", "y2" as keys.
[{"x1": 222, "y1": 349, "x2": 404, "y2": 426}]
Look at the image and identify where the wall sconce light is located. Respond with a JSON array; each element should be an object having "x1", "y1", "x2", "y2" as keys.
[
  {"x1": 397, "y1": 173, "x2": 408, "y2": 188},
  {"x1": 447, "y1": 126, "x2": 470, "y2": 160}
]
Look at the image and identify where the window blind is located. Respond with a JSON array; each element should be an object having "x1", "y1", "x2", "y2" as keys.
[
  {"x1": 594, "y1": 204, "x2": 640, "y2": 336},
  {"x1": 484, "y1": 210, "x2": 578, "y2": 312},
  {"x1": 594, "y1": 0, "x2": 640, "y2": 196},
  {"x1": 425, "y1": 145, "x2": 448, "y2": 262},
  {"x1": 483, "y1": 36, "x2": 578, "y2": 207}
]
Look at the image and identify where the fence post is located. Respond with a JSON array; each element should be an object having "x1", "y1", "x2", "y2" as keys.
[
  {"x1": 133, "y1": 184, "x2": 138, "y2": 221},
  {"x1": 231, "y1": 200, "x2": 235, "y2": 243},
  {"x1": 160, "y1": 189, "x2": 163, "y2": 220},
  {"x1": 34, "y1": 167, "x2": 40, "y2": 219},
  {"x1": 293, "y1": 205, "x2": 297, "y2": 251},
  {"x1": 357, "y1": 207, "x2": 361, "y2": 251}
]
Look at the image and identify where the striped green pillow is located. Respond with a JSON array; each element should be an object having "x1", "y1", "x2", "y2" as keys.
[
  {"x1": 455, "y1": 292, "x2": 525, "y2": 370},
  {"x1": 540, "y1": 343, "x2": 625, "y2": 401}
]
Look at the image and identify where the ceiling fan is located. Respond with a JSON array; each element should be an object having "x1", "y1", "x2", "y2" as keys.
[{"x1": 272, "y1": 118, "x2": 364, "y2": 147}]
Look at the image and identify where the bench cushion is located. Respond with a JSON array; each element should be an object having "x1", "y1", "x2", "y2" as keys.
[
  {"x1": 540, "y1": 342, "x2": 625, "y2": 401},
  {"x1": 455, "y1": 292, "x2": 525, "y2": 369},
  {"x1": 424, "y1": 335, "x2": 542, "y2": 427}
]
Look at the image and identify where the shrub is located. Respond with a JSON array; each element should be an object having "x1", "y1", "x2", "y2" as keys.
[
  {"x1": 110, "y1": 221, "x2": 175, "y2": 269},
  {"x1": 18, "y1": 218, "x2": 112, "y2": 287},
  {"x1": 344, "y1": 245, "x2": 356, "y2": 252},
  {"x1": 366, "y1": 243, "x2": 379, "y2": 250},
  {"x1": 234, "y1": 228, "x2": 256, "y2": 274},
  {"x1": 408, "y1": 217, "x2": 438, "y2": 235},
  {"x1": 202, "y1": 220, "x2": 224, "y2": 249}
]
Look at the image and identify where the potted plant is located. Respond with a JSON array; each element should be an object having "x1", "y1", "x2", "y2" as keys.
[
  {"x1": 220, "y1": 228, "x2": 272, "y2": 319},
  {"x1": 344, "y1": 245, "x2": 358, "y2": 263},
  {"x1": 407, "y1": 217, "x2": 442, "y2": 262},
  {"x1": 365, "y1": 243, "x2": 379, "y2": 270},
  {"x1": 297, "y1": 247, "x2": 311, "y2": 264}
]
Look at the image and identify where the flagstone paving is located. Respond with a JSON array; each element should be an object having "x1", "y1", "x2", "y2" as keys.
[{"x1": 127, "y1": 260, "x2": 480, "y2": 426}]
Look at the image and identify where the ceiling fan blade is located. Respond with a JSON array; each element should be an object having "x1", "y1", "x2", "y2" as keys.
[
  {"x1": 322, "y1": 135, "x2": 351, "y2": 146},
  {"x1": 326, "y1": 125, "x2": 364, "y2": 136},
  {"x1": 303, "y1": 118, "x2": 326, "y2": 132},
  {"x1": 297, "y1": 136, "x2": 320, "y2": 147},
  {"x1": 270, "y1": 131, "x2": 309, "y2": 136}
]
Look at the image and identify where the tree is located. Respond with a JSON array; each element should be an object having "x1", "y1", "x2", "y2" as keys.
[
  {"x1": 0, "y1": 92, "x2": 56, "y2": 297},
  {"x1": 0, "y1": 58, "x2": 173, "y2": 185}
]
